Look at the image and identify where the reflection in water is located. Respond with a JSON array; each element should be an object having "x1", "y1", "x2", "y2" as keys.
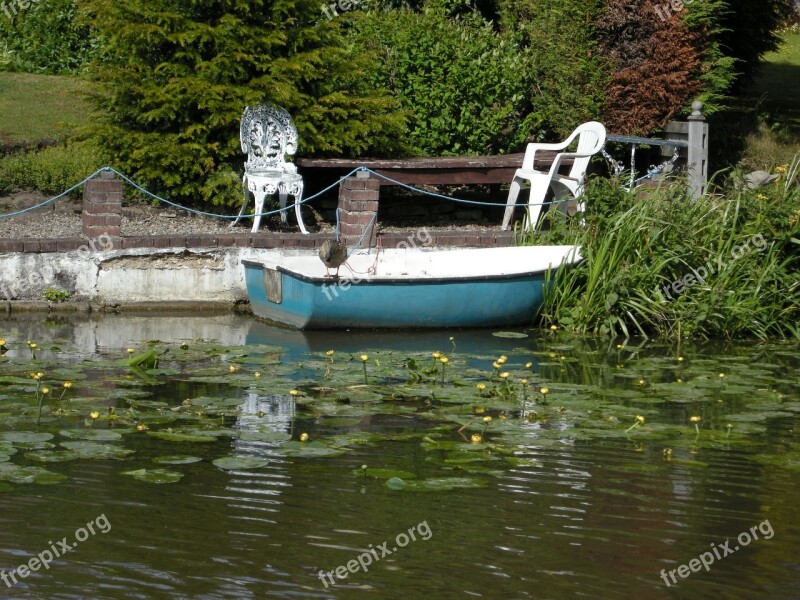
[{"x1": 0, "y1": 313, "x2": 797, "y2": 599}]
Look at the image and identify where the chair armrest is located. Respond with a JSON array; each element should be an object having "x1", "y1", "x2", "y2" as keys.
[{"x1": 523, "y1": 142, "x2": 571, "y2": 171}]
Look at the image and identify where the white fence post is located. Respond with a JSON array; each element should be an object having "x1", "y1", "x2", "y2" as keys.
[{"x1": 686, "y1": 100, "x2": 708, "y2": 199}]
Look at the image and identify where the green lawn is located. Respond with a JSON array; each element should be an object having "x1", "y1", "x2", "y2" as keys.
[
  {"x1": 745, "y1": 31, "x2": 800, "y2": 133},
  {"x1": 0, "y1": 72, "x2": 93, "y2": 149}
]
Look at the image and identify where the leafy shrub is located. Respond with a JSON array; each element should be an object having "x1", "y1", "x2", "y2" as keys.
[
  {"x1": 530, "y1": 158, "x2": 800, "y2": 339},
  {"x1": 0, "y1": 140, "x2": 106, "y2": 196},
  {"x1": 80, "y1": 0, "x2": 408, "y2": 208},
  {"x1": 0, "y1": 0, "x2": 99, "y2": 74},
  {"x1": 353, "y1": 0, "x2": 535, "y2": 155}
]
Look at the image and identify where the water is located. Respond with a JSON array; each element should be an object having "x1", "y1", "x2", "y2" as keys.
[{"x1": 0, "y1": 313, "x2": 798, "y2": 599}]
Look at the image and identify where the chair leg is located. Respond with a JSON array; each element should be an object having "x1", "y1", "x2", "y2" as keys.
[
  {"x1": 251, "y1": 190, "x2": 267, "y2": 233},
  {"x1": 278, "y1": 192, "x2": 288, "y2": 225},
  {"x1": 293, "y1": 190, "x2": 308, "y2": 235},
  {"x1": 231, "y1": 175, "x2": 249, "y2": 229},
  {"x1": 524, "y1": 174, "x2": 551, "y2": 233},
  {"x1": 501, "y1": 177, "x2": 523, "y2": 230}
]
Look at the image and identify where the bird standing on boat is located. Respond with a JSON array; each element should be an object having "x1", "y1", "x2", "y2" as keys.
[{"x1": 319, "y1": 238, "x2": 348, "y2": 278}]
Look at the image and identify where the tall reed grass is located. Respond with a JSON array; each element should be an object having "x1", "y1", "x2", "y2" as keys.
[{"x1": 522, "y1": 158, "x2": 800, "y2": 340}]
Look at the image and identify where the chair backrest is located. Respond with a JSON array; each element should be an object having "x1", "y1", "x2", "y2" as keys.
[
  {"x1": 567, "y1": 121, "x2": 606, "y2": 182},
  {"x1": 240, "y1": 104, "x2": 298, "y2": 174}
]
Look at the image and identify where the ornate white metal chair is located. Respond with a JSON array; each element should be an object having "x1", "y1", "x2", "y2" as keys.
[
  {"x1": 232, "y1": 104, "x2": 308, "y2": 234},
  {"x1": 501, "y1": 121, "x2": 606, "y2": 232}
]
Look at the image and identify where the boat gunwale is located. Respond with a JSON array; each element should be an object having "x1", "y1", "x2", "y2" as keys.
[{"x1": 241, "y1": 257, "x2": 579, "y2": 286}]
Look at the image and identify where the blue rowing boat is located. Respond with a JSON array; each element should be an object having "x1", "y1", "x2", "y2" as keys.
[{"x1": 242, "y1": 245, "x2": 581, "y2": 329}]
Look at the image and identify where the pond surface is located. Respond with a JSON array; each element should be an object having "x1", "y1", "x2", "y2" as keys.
[{"x1": 0, "y1": 313, "x2": 798, "y2": 599}]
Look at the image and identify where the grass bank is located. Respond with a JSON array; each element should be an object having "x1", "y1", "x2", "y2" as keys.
[
  {"x1": 526, "y1": 161, "x2": 800, "y2": 340},
  {"x1": 0, "y1": 72, "x2": 93, "y2": 151}
]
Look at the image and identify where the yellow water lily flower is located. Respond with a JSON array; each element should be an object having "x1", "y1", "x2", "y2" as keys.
[
  {"x1": 500, "y1": 372, "x2": 510, "y2": 379},
  {"x1": 63, "y1": 381, "x2": 72, "y2": 389},
  {"x1": 689, "y1": 416, "x2": 701, "y2": 423},
  {"x1": 90, "y1": 411, "x2": 100, "y2": 420},
  {"x1": 299, "y1": 433, "x2": 309, "y2": 442},
  {"x1": 41, "y1": 387, "x2": 50, "y2": 395},
  {"x1": 289, "y1": 389, "x2": 299, "y2": 396},
  {"x1": 326, "y1": 350, "x2": 334, "y2": 356},
  {"x1": 470, "y1": 434, "x2": 482, "y2": 444},
  {"x1": 432, "y1": 351, "x2": 441, "y2": 359},
  {"x1": 439, "y1": 356, "x2": 449, "y2": 364},
  {"x1": 476, "y1": 383, "x2": 486, "y2": 390},
  {"x1": 228, "y1": 365, "x2": 239, "y2": 373},
  {"x1": 539, "y1": 387, "x2": 549, "y2": 395},
  {"x1": 254, "y1": 371, "x2": 261, "y2": 378},
  {"x1": 483, "y1": 416, "x2": 492, "y2": 423},
  {"x1": 126, "y1": 348, "x2": 135, "y2": 354},
  {"x1": 525, "y1": 362, "x2": 532, "y2": 369},
  {"x1": 360, "y1": 354, "x2": 369, "y2": 362}
]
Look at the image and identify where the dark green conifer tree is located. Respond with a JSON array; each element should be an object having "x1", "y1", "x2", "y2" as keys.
[{"x1": 81, "y1": 0, "x2": 407, "y2": 206}]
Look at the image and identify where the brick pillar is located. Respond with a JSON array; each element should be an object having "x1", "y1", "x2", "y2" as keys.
[
  {"x1": 82, "y1": 171, "x2": 122, "y2": 239},
  {"x1": 338, "y1": 173, "x2": 379, "y2": 248}
]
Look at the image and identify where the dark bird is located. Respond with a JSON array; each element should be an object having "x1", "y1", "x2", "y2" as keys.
[{"x1": 319, "y1": 238, "x2": 348, "y2": 278}]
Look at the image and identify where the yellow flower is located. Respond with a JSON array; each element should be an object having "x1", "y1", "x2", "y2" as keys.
[
  {"x1": 182, "y1": 399, "x2": 192, "y2": 406},
  {"x1": 498, "y1": 355, "x2": 508, "y2": 363},
  {"x1": 27, "y1": 341, "x2": 38, "y2": 349},
  {"x1": 360, "y1": 354, "x2": 369, "y2": 362},
  {"x1": 776, "y1": 164, "x2": 788, "y2": 174},
  {"x1": 689, "y1": 416, "x2": 701, "y2": 423},
  {"x1": 326, "y1": 350, "x2": 334, "y2": 356},
  {"x1": 757, "y1": 193, "x2": 768, "y2": 201},
  {"x1": 550, "y1": 325, "x2": 558, "y2": 331},
  {"x1": 483, "y1": 416, "x2": 492, "y2": 423},
  {"x1": 635, "y1": 415, "x2": 645, "y2": 424},
  {"x1": 432, "y1": 351, "x2": 441, "y2": 359},
  {"x1": 41, "y1": 387, "x2": 50, "y2": 395},
  {"x1": 718, "y1": 373, "x2": 725, "y2": 379},
  {"x1": 521, "y1": 378, "x2": 528, "y2": 385},
  {"x1": 492, "y1": 361, "x2": 502, "y2": 370},
  {"x1": 0, "y1": 338, "x2": 5, "y2": 346},
  {"x1": 180, "y1": 343, "x2": 189, "y2": 350},
  {"x1": 289, "y1": 389, "x2": 299, "y2": 397},
  {"x1": 470, "y1": 434, "x2": 482, "y2": 444},
  {"x1": 475, "y1": 407, "x2": 485, "y2": 414},
  {"x1": 136, "y1": 422, "x2": 148, "y2": 431},
  {"x1": 676, "y1": 378, "x2": 683, "y2": 383},
  {"x1": 254, "y1": 371, "x2": 261, "y2": 378},
  {"x1": 677, "y1": 356, "x2": 684, "y2": 362},
  {"x1": 638, "y1": 379, "x2": 646, "y2": 386},
  {"x1": 439, "y1": 356, "x2": 449, "y2": 364},
  {"x1": 663, "y1": 448, "x2": 672, "y2": 458},
  {"x1": 228, "y1": 365, "x2": 239, "y2": 373},
  {"x1": 63, "y1": 381, "x2": 72, "y2": 389},
  {"x1": 126, "y1": 348, "x2": 135, "y2": 354},
  {"x1": 449, "y1": 336, "x2": 454, "y2": 341},
  {"x1": 299, "y1": 433, "x2": 309, "y2": 442},
  {"x1": 525, "y1": 362, "x2": 532, "y2": 369},
  {"x1": 539, "y1": 387, "x2": 549, "y2": 395},
  {"x1": 476, "y1": 383, "x2": 486, "y2": 390},
  {"x1": 90, "y1": 411, "x2": 100, "y2": 420},
  {"x1": 500, "y1": 372, "x2": 510, "y2": 379}
]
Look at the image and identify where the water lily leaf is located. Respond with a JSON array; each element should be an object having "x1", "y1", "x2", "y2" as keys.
[
  {"x1": 25, "y1": 450, "x2": 80, "y2": 462},
  {"x1": 212, "y1": 456, "x2": 270, "y2": 471},
  {"x1": 492, "y1": 332, "x2": 529, "y2": 338},
  {"x1": 0, "y1": 463, "x2": 67, "y2": 484},
  {"x1": 1, "y1": 432, "x2": 54, "y2": 444},
  {"x1": 59, "y1": 441, "x2": 135, "y2": 460},
  {"x1": 147, "y1": 430, "x2": 218, "y2": 443},
  {"x1": 153, "y1": 455, "x2": 203, "y2": 465},
  {"x1": 385, "y1": 476, "x2": 486, "y2": 492},
  {"x1": 122, "y1": 468, "x2": 183, "y2": 483},
  {"x1": 60, "y1": 429, "x2": 123, "y2": 441}
]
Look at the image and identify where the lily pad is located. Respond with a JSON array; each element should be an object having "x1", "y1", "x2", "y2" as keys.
[
  {"x1": 0, "y1": 463, "x2": 67, "y2": 484},
  {"x1": 492, "y1": 332, "x2": 529, "y2": 338},
  {"x1": 153, "y1": 455, "x2": 203, "y2": 465},
  {"x1": 122, "y1": 468, "x2": 183, "y2": 484},
  {"x1": 385, "y1": 476, "x2": 487, "y2": 492},
  {"x1": 212, "y1": 456, "x2": 270, "y2": 471}
]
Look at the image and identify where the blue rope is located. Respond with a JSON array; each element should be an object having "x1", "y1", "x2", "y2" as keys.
[
  {"x1": 0, "y1": 163, "x2": 553, "y2": 223},
  {"x1": 358, "y1": 167, "x2": 558, "y2": 208},
  {"x1": 0, "y1": 167, "x2": 109, "y2": 220},
  {"x1": 347, "y1": 212, "x2": 378, "y2": 258}
]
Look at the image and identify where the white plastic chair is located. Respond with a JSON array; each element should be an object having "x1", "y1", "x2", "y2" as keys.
[{"x1": 501, "y1": 121, "x2": 606, "y2": 231}]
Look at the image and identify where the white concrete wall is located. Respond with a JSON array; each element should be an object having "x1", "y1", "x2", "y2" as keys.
[{"x1": 0, "y1": 247, "x2": 311, "y2": 305}]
